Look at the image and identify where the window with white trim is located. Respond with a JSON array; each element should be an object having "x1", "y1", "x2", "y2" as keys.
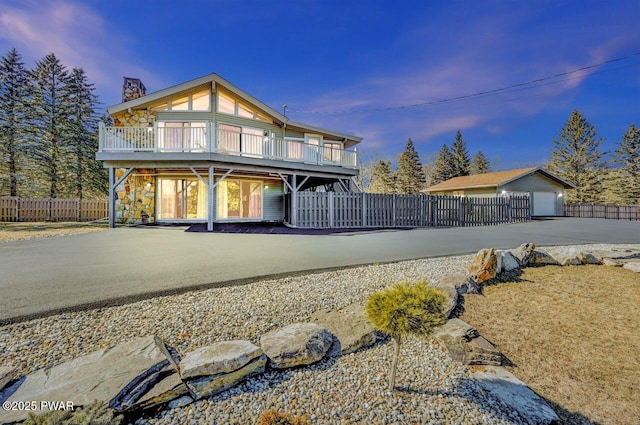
[
  {"x1": 217, "y1": 91, "x2": 270, "y2": 122},
  {"x1": 151, "y1": 89, "x2": 211, "y2": 111},
  {"x1": 158, "y1": 122, "x2": 207, "y2": 151}
]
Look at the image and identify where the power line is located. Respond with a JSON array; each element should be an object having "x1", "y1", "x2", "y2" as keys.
[{"x1": 288, "y1": 52, "x2": 640, "y2": 115}]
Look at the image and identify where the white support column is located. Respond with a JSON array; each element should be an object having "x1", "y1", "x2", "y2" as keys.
[
  {"x1": 208, "y1": 165, "x2": 214, "y2": 232},
  {"x1": 291, "y1": 174, "x2": 297, "y2": 227},
  {"x1": 108, "y1": 167, "x2": 115, "y2": 228}
]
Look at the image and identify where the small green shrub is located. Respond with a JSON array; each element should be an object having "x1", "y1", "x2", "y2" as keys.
[
  {"x1": 23, "y1": 401, "x2": 122, "y2": 425},
  {"x1": 257, "y1": 409, "x2": 310, "y2": 425},
  {"x1": 365, "y1": 279, "x2": 446, "y2": 390}
]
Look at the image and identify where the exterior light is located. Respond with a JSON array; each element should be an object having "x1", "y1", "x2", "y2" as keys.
[
  {"x1": 501, "y1": 190, "x2": 507, "y2": 195},
  {"x1": 558, "y1": 193, "x2": 563, "y2": 198},
  {"x1": 264, "y1": 185, "x2": 269, "y2": 189}
]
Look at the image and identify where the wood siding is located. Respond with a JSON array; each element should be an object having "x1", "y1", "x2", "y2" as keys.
[
  {"x1": 291, "y1": 193, "x2": 530, "y2": 228},
  {"x1": 501, "y1": 173, "x2": 564, "y2": 192},
  {"x1": 263, "y1": 182, "x2": 284, "y2": 221}
]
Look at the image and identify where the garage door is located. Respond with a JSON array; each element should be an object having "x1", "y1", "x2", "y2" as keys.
[{"x1": 533, "y1": 192, "x2": 556, "y2": 216}]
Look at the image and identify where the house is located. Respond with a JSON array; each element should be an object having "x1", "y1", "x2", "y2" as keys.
[
  {"x1": 97, "y1": 75, "x2": 362, "y2": 230},
  {"x1": 423, "y1": 167, "x2": 575, "y2": 216}
]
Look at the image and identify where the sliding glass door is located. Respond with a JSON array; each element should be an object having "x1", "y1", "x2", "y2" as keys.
[
  {"x1": 158, "y1": 178, "x2": 207, "y2": 220},
  {"x1": 217, "y1": 179, "x2": 262, "y2": 219}
]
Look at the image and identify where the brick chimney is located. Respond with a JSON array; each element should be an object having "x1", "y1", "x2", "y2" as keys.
[{"x1": 122, "y1": 77, "x2": 146, "y2": 102}]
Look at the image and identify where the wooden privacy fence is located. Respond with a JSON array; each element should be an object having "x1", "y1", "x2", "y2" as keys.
[
  {"x1": 290, "y1": 193, "x2": 530, "y2": 228},
  {"x1": 565, "y1": 203, "x2": 640, "y2": 221},
  {"x1": 0, "y1": 197, "x2": 108, "y2": 222}
]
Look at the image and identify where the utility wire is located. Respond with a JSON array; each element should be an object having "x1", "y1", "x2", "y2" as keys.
[{"x1": 288, "y1": 52, "x2": 640, "y2": 115}]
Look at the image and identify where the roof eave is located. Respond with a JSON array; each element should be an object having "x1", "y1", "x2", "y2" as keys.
[
  {"x1": 424, "y1": 183, "x2": 498, "y2": 192},
  {"x1": 286, "y1": 119, "x2": 362, "y2": 145}
]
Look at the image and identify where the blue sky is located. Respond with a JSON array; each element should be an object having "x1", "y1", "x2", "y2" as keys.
[{"x1": 1, "y1": 0, "x2": 638, "y2": 170}]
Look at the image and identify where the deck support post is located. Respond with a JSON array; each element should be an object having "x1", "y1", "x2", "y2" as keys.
[
  {"x1": 208, "y1": 165, "x2": 214, "y2": 232},
  {"x1": 291, "y1": 174, "x2": 298, "y2": 227},
  {"x1": 108, "y1": 167, "x2": 115, "y2": 228},
  {"x1": 108, "y1": 166, "x2": 135, "y2": 228}
]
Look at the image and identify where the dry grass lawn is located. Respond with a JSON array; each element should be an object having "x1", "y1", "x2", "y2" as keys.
[
  {"x1": 0, "y1": 221, "x2": 107, "y2": 243},
  {"x1": 461, "y1": 265, "x2": 640, "y2": 425}
]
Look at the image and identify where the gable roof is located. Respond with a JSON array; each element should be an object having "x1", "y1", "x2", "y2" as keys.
[
  {"x1": 424, "y1": 166, "x2": 575, "y2": 192},
  {"x1": 106, "y1": 73, "x2": 362, "y2": 145}
]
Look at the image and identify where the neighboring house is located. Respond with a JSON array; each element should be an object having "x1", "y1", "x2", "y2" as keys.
[
  {"x1": 97, "y1": 75, "x2": 362, "y2": 230},
  {"x1": 424, "y1": 167, "x2": 575, "y2": 216}
]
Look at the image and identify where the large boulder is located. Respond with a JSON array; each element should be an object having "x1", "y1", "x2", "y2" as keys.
[
  {"x1": 0, "y1": 367, "x2": 19, "y2": 392},
  {"x1": 602, "y1": 257, "x2": 622, "y2": 267},
  {"x1": 311, "y1": 304, "x2": 381, "y2": 355},
  {"x1": 429, "y1": 282, "x2": 459, "y2": 319},
  {"x1": 528, "y1": 249, "x2": 560, "y2": 266},
  {"x1": 623, "y1": 261, "x2": 640, "y2": 273},
  {"x1": 590, "y1": 249, "x2": 640, "y2": 261},
  {"x1": 179, "y1": 340, "x2": 263, "y2": 379},
  {"x1": 472, "y1": 366, "x2": 560, "y2": 425},
  {"x1": 184, "y1": 355, "x2": 266, "y2": 400},
  {"x1": 0, "y1": 336, "x2": 179, "y2": 423},
  {"x1": 509, "y1": 243, "x2": 536, "y2": 266},
  {"x1": 178, "y1": 340, "x2": 266, "y2": 400},
  {"x1": 433, "y1": 319, "x2": 502, "y2": 366},
  {"x1": 499, "y1": 250, "x2": 521, "y2": 273},
  {"x1": 546, "y1": 247, "x2": 602, "y2": 266},
  {"x1": 260, "y1": 323, "x2": 333, "y2": 369},
  {"x1": 436, "y1": 274, "x2": 480, "y2": 295},
  {"x1": 133, "y1": 371, "x2": 189, "y2": 410},
  {"x1": 469, "y1": 248, "x2": 498, "y2": 284}
]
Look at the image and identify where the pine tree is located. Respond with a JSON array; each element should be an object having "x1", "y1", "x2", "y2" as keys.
[
  {"x1": 29, "y1": 53, "x2": 72, "y2": 198},
  {"x1": 547, "y1": 109, "x2": 605, "y2": 203},
  {"x1": 365, "y1": 280, "x2": 446, "y2": 390},
  {"x1": 395, "y1": 138, "x2": 425, "y2": 194},
  {"x1": 368, "y1": 160, "x2": 395, "y2": 193},
  {"x1": 430, "y1": 144, "x2": 454, "y2": 185},
  {"x1": 471, "y1": 151, "x2": 491, "y2": 174},
  {"x1": 613, "y1": 123, "x2": 640, "y2": 205},
  {"x1": 0, "y1": 48, "x2": 32, "y2": 196},
  {"x1": 450, "y1": 130, "x2": 471, "y2": 177},
  {"x1": 65, "y1": 67, "x2": 106, "y2": 199}
]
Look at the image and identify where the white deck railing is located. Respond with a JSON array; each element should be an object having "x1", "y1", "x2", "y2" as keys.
[{"x1": 98, "y1": 123, "x2": 357, "y2": 168}]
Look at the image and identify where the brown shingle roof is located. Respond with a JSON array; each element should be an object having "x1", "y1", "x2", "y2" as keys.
[{"x1": 424, "y1": 167, "x2": 539, "y2": 192}]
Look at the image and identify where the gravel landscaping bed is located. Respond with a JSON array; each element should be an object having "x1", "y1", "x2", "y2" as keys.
[{"x1": 1, "y1": 243, "x2": 638, "y2": 424}]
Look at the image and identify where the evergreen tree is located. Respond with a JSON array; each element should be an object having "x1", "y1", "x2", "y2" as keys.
[
  {"x1": 613, "y1": 123, "x2": 640, "y2": 204},
  {"x1": 395, "y1": 138, "x2": 425, "y2": 194},
  {"x1": 0, "y1": 48, "x2": 31, "y2": 196},
  {"x1": 471, "y1": 151, "x2": 491, "y2": 174},
  {"x1": 450, "y1": 130, "x2": 471, "y2": 177},
  {"x1": 368, "y1": 160, "x2": 395, "y2": 194},
  {"x1": 547, "y1": 109, "x2": 605, "y2": 202},
  {"x1": 65, "y1": 67, "x2": 106, "y2": 198},
  {"x1": 430, "y1": 144, "x2": 454, "y2": 185},
  {"x1": 29, "y1": 53, "x2": 71, "y2": 198}
]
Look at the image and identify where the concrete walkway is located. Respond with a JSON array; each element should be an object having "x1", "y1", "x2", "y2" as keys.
[{"x1": 1, "y1": 217, "x2": 638, "y2": 323}]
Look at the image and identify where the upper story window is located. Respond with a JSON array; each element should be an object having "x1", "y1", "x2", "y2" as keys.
[
  {"x1": 151, "y1": 89, "x2": 211, "y2": 111},
  {"x1": 217, "y1": 91, "x2": 270, "y2": 122}
]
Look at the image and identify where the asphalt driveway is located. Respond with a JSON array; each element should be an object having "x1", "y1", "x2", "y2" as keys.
[{"x1": 1, "y1": 217, "x2": 638, "y2": 324}]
